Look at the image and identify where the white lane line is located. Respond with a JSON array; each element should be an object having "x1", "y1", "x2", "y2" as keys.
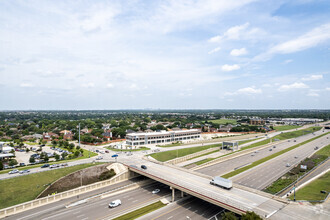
[
  {"x1": 167, "y1": 216, "x2": 173, "y2": 219},
  {"x1": 132, "y1": 200, "x2": 138, "y2": 203},
  {"x1": 76, "y1": 214, "x2": 85, "y2": 218}
]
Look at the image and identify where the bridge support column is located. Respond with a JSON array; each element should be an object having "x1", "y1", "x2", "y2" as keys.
[
  {"x1": 171, "y1": 187, "x2": 175, "y2": 202},
  {"x1": 181, "y1": 191, "x2": 184, "y2": 198}
]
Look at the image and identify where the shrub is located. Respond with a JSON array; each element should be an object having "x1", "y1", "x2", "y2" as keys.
[{"x1": 99, "y1": 169, "x2": 116, "y2": 181}]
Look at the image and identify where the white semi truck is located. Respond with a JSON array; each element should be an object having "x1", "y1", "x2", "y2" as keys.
[{"x1": 210, "y1": 176, "x2": 233, "y2": 190}]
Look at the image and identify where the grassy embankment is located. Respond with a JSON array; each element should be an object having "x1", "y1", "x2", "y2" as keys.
[
  {"x1": 274, "y1": 125, "x2": 301, "y2": 131},
  {"x1": 222, "y1": 131, "x2": 328, "y2": 179},
  {"x1": 194, "y1": 127, "x2": 322, "y2": 166},
  {"x1": 158, "y1": 142, "x2": 182, "y2": 148},
  {"x1": 0, "y1": 163, "x2": 102, "y2": 209},
  {"x1": 264, "y1": 144, "x2": 330, "y2": 194},
  {"x1": 113, "y1": 201, "x2": 166, "y2": 220},
  {"x1": 209, "y1": 119, "x2": 237, "y2": 125},
  {"x1": 150, "y1": 144, "x2": 221, "y2": 162},
  {"x1": 289, "y1": 172, "x2": 330, "y2": 201}
]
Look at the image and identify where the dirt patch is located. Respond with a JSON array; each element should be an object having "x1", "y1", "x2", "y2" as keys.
[{"x1": 38, "y1": 163, "x2": 114, "y2": 198}]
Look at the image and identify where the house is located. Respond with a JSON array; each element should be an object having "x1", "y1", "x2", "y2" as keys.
[
  {"x1": 22, "y1": 135, "x2": 35, "y2": 141},
  {"x1": 33, "y1": 133, "x2": 43, "y2": 139},
  {"x1": 218, "y1": 125, "x2": 233, "y2": 132},
  {"x1": 102, "y1": 124, "x2": 110, "y2": 130},
  {"x1": 102, "y1": 130, "x2": 113, "y2": 140},
  {"x1": 81, "y1": 128, "x2": 92, "y2": 134},
  {"x1": 43, "y1": 132, "x2": 59, "y2": 140}
]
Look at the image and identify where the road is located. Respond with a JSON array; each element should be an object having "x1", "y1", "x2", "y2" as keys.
[
  {"x1": 4, "y1": 181, "x2": 170, "y2": 220},
  {"x1": 196, "y1": 129, "x2": 328, "y2": 177},
  {"x1": 139, "y1": 197, "x2": 224, "y2": 220},
  {"x1": 231, "y1": 132, "x2": 330, "y2": 190}
]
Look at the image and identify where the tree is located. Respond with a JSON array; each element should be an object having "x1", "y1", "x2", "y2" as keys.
[
  {"x1": 241, "y1": 211, "x2": 262, "y2": 220},
  {"x1": 61, "y1": 152, "x2": 67, "y2": 160},
  {"x1": 54, "y1": 153, "x2": 60, "y2": 161},
  {"x1": 74, "y1": 150, "x2": 80, "y2": 157},
  {"x1": 221, "y1": 212, "x2": 237, "y2": 220},
  {"x1": 9, "y1": 159, "x2": 18, "y2": 166},
  {"x1": 69, "y1": 143, "x2": 75, "y2": 150},
  {"x1": 29, "y1": 156, "x2": 35, "y2": 163},
  {"x1": 26, "y1": 148, "x2": 30, "y2": 153},
  {"x1": 44, "y1": 154, "x2": 49, "y2": 162},
  {"x1": 0, "y1": 162, "x2": 3, "y2": 170}
]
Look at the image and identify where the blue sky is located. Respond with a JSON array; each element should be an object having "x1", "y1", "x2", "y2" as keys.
[{"x1": 0, "y1": 0, "x2": 329, "y2": 110}]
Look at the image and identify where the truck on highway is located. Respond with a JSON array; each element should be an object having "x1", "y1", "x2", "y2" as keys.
[{"x1": 210, "y1": 176, "x2": 233, "y2": 190}]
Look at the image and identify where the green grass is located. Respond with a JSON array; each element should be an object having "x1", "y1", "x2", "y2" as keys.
[
  {"x1": 238, "y1": 138, "x2": 262, "y2": 145},
  {"x1": 209, "y1": 119, "x2": 237, "y2": 125},
  {"x1": 158, "y1": 142, "x2": 182, "y2": 148},
  {"x1": 289, "y1": 172, "x2": 330, "y2": 201},
  {"x1": 188, "y1": 150, "x2": 219, "y2": 161},
  {"x1": 150, "y1": 144, "x2": 221, "y2": 162},
  {"x1": 274, "y1": 125, "x2": 301, "y2": 131},
  {"x1": 106, "y1": 146, "x2": 150, "y2": 152},
  {"x1": 195, "y1": 158, "x2": 215, "y2": 165},
  {"x1": 222, "y1": 132, "x2": 329, "y2": 179},
  {"x1": 113, "y1": 201, "x2": 166, "y2": 220},
  {"x1": 0, "y1": 163, "x2": 102, "y2": 209}
]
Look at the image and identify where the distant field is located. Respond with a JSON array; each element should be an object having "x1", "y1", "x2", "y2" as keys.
[
  {"x1": 274, "y1": 125, "x2": 301, "y2": 131},
  {"x1": 0, "y1": 163, "x2": 101, "y2": 209},
  {"x1": 290, "y1": 172, "x2": 330, "y2": 201},
  {"x1": 209, "y1": 119, "x2": 237, "y2": 125}
]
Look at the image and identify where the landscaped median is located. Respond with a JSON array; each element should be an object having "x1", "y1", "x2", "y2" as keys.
[
  {"x1": 112, "y1": 201, "x2": 166, "y2": 220},
  {"x1": 0, "y1": 163, "x2": 103, "y2": 209},
  {"x1": 222, "y1": 132, "x2": 329, "y2": 179},
  {"x1": 106, "y1": 146, "x2": 150, "y2": 152}
]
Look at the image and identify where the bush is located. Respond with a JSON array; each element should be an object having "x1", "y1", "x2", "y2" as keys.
[
  {"x1": 241, "y1": 211, "x2": 262, "y2": 220},
  {"x1": 221, "y1": 212, "x2": 237, "y2": 220},
  {"x1": 0, "y1": 162, "x2": 3, "y2": 170},
  {"x1": 29, "y1": 156, "x2": 35, "y2": 163},
  {"x1": 99, "y1": 169, "x2": 116, "y2": 181},
  {"x1": 9, "y1": 159, "x2": 18, "y2": 166}
]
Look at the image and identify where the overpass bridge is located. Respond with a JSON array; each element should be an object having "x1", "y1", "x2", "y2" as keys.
[{"x1": 123, "y1": 158, "x2": 287, "y2": 218}]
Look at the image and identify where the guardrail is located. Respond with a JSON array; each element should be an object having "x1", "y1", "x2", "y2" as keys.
[{"x1": 0, "y1": 169, "x2": 138, "y2": 219}]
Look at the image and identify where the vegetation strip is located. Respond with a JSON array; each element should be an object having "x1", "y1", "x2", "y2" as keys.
[
  {"x1": 112, "y1": 201, "x2": 166, "y2": 220},
  {"x1": 274, "y1": 125, "x2": 301, "y2": 131},
  {"x1": 0, "y1": 163, "x2": 101, "y2": 209},
  {"x1": 150, "y1": 144, "x2": 221, "y2": 162},
  {"x1": 288, "y1": 171, "x2": 330, "y2": 201},
  {"x1": 193, "y1": 127, "x2": 321, "y2": 166},
  {"x1": 222, "y1": 132, "x2": 329, "y2": 179},
  {"x1": 264, "y1": 144, "x2": 330, "y2": 194}
]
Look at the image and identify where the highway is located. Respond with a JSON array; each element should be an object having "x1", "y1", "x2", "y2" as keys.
[
  {"x1": 231, "y1": 132, "x2": 330, "y2": 190},
  {"x1": 4, "y1": 181, "x2": 170, "y2": 220},
  {"x1": 139, "y1": 197, "x2": 224, "y2": 220},
  {"x1": 196, "y1": 129, "x2": 328, "y2": 177}
]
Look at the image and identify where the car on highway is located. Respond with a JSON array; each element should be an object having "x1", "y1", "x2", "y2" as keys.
[
  {"x1": 105, "y1": 150, "x2": 109, "y2": 153},
  {"x1": 269, "y1": 148, "x2": 272, "y2": 151},
  {"x1": 286, "y1": 163, "x2": 291, "y2": 167},
  {"x1": 314, "y1": 147, "x2": 319, "y2": 150},
  {"x1": 294, "y1": 156, "x2": 298, "y2": 159},
  {"x1": 152, "y1": 189, "x2": 160, "y2": 194},
  {"x1": 109, "y1": 199, "x2": 121, "y2": 208},
  {"x1": 50, "y1": 164, "x2": 60, "y2": 168},
  {"x1": 19, "y1": 169, "x2": 30, "y2": 174},
  {"x1": 273, "y1": 146, "x2": 276, "y2": 148},
  {"x1": 41, "y1": 164, "x2": 50, "y2": 168},
  {"x1": 61, "y1": 163, "x2": 68, "y2": 167},
  {"x1": 8, "y1": 169, "x2": 19, "y2": 174},
  {"x1": 251, "y1": 154, "x2": 255, "y2": 156},
  {"x1": 141, "y1": 165, "x2": 147, "y2": 169}
]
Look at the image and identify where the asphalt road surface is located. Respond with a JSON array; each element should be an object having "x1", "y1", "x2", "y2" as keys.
[
  {"x1": 196, "y1": 129, "x2": 328, "y2": 177},
  {"x1": 4, "y1": 181, "x2": 170, "y2": 220},
  {"x1": 232, "y1": 132, "x2": 330, "y2": 190}
]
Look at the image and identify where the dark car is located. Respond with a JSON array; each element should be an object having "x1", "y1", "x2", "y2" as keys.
[
  {"x1": 141, "y1": 165, "x2": 147, "y2": 170},
  {"x1": 41, "y1": 164, "x2": 50, "y2": 168}
]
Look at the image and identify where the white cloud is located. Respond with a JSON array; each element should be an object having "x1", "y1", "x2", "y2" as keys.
[
  {"x1": 20, "y1": 83, "x2": 34, "y2": 88},
  {"x1": 221, "y1": 64, "x2": 240, "y2": 71},
  {"x1": 278, "y1": 82, "x2": 309, "y2": 91},
  {"x1": 209, "y1": 36, "x2": 222, "y2": 43},
  {"x1": 307, "y1": 89, "x2": 320, "y2": 97},
  {"x1": 208, "y1": 47, "x2": 221, "y2": 54},
  {"x1": 283, "y1": 59, "x2": 293, "y2": 64},
  {"x1": 106, "y1": 83, "x2": 114, "y2": 88},
  {"x1": 237, "y1": 87, "x2": 262, "y2": 94},
  {"x1": 301, "y1": 74, "x2": 323, "y2": 81},
  {"x1": 81, "y1": 83, "x2": 95, "y2": 88},
  {"x1": 225, "y1": 23, "x2": 250, "y2": 40},
  {"x1": 230, "y1": 48, "x2": 248, "y2": 56},
  {"x1": 326, "y1": 87, "x2": 330, "y2": 91},
  {"x1": 262, "y1": 83, "x2": 272, "y2": 87}
]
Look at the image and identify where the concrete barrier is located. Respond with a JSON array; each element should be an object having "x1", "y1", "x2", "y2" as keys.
[{"x1": 0, "y1": 168, "x2": 139, "y2": 219}]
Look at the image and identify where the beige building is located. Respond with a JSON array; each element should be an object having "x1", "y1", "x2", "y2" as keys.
[{"x1": 126, "y1": 129, "x2": 201, "y2": 146}]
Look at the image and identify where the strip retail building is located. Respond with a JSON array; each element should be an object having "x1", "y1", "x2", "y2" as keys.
[{"x1": 126, "y1": 129, "x2": 201, "y2": 146}]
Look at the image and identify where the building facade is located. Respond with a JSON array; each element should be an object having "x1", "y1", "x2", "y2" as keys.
[{"x1": 126, "y1": 129, "x2": 201, "y2": 146}]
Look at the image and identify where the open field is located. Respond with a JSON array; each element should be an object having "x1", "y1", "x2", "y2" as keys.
[
  {"x1": 150, "y1": 144, "x2": 221, "y2": 162},
  {"x1": 222, "y1": 132, "x2": 329, "y2": 179},
  {"x1": 209, "y1": 119, "x2": 237, "y2": 125},
  {"x1": 289, "y1": 172, "x2": 330, "y2": 201},
  {"x1": 113, "y1": 201, "x2": 166, "y2": 220},
  {"x1": 274, "y1": 125, "x2": 301, "y2": 131},
  {"x1": 0, "y1": 163, "x2": 101, "y2": 209}
]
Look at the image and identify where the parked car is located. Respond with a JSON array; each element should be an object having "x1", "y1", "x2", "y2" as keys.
[
  {"x1": 8, "y1": 169, "x2": 19, "y2": 174},
  {"x1": 141, "y1": 165, "x2": 147, "y2": 170},
  {"x1": 19, "y1": 163, "x2": 26, "y2": 166},
  {"x1": 41, "y1": 164, "x2": 50, "y2": 168},
  {"x1": 109, "y1": 199, "x2": 121, "y2": 208},
  {"x1": 152, "y1": 189, "x2": 160, "y2": 194}
]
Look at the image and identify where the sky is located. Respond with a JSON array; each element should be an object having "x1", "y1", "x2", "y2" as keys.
[{"x1": 0, "y1": 0, "x2": 330, "y2": 110}]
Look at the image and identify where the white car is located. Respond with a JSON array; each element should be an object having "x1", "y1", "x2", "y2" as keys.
[
  {"x1": 152, "y1": 189, "x2": 160, "y2": 194},
  {"x1": 109, "y1": 199, "x2": 121, "y2": 208},
  {"x1": 8, "y1": 169, "x2": 19, "y2": 174}
]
